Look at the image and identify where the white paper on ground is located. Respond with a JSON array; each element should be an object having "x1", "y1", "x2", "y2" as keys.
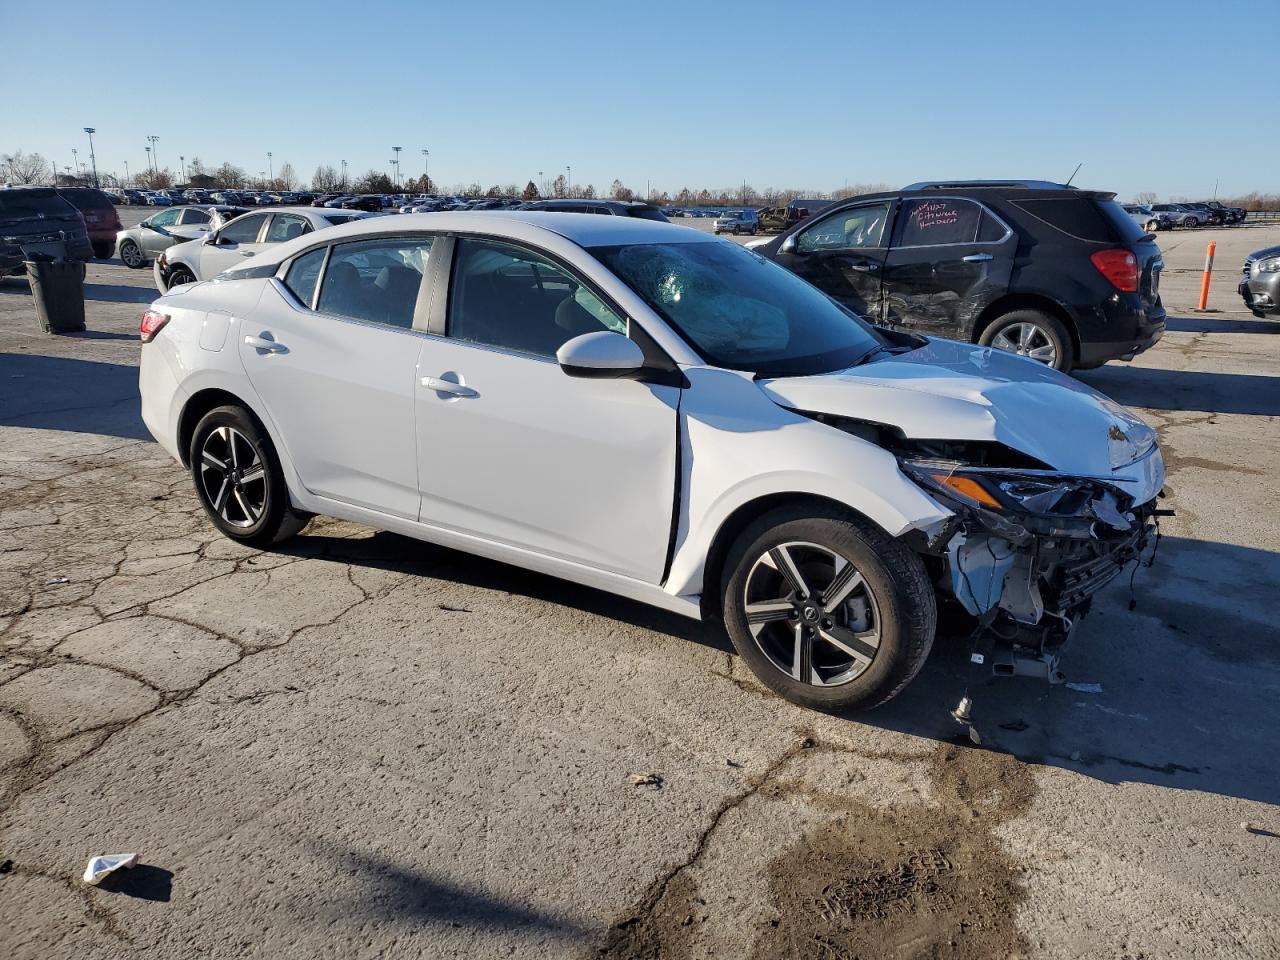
[{"x1": 82, "y1": 853, "x2": 138, "y2": 885}]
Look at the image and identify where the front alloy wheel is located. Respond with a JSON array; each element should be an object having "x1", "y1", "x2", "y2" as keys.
[{"x1": 743, "y1": 542, "x2": 881, "y2": 686}]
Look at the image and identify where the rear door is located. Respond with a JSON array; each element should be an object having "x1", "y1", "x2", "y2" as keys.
[
  {"x1": 879, "y1": 197, "x2": 1015, "y2": 338},
  {"x1": 771, "y1": 200, "x2": 893, "y2": 321}
]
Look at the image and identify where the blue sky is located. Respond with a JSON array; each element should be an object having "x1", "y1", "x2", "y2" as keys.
[{"x1": 6, "y1": 0, "x2": 1270, "y2": 199}]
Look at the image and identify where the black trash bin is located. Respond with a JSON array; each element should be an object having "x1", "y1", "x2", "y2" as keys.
[{"x1": 26, "y1": 257, "x2": 87, "y2": 334}]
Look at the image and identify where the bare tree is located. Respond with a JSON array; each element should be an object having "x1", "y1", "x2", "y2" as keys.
[
  {"x1": 551, "y1": 174, "x2": 567, "y2": 198},
  {"x1": 355, "y1": 171, "x2": 394, "y2": 194},
  {"x1": 215, "y1": 162, "x2": 246, "y2": 188},
  {"x1": 1136, "y1": 191, "x2": 1157, "y2": 205},
  {"x1": 610, "y1": 179, "x2": 634, "y2": 201},
  {"x1": 312, "y1": 164, "x2": 341, "y2": 192},
  {"x1": 2, "y1": 149, "x2": 50, "y2": 184},
  {"x1": 278, "y1": 162, "x2": 298, "y2": 191},
  {"x1": 188, "y1": 157, "x2": 206, "y2": 177}
]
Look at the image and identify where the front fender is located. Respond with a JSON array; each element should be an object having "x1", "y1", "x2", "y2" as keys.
[{"x1": 664, "y1": 367, "x2": 951, "y2": 600}]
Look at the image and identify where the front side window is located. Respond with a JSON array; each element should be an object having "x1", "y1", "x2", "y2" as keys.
[
  {"x1": 593, "y1": 241, "x2": 883, "y2": 377},
  {"x1": 316, "y1": 237, "x2": 433, "y2": 329},
  {"x1": 149, "y1": 209, "x2": 180, "y2": 228},
  {"x1": 448, "y1": 239, "x2": 626, "y2": 357},
  {"x1": 219, "y1": 213, "x2": 267, "y2": 244},
  {"x1": 180, "y1": 208, "x2": 211, "y2": 225},
  {"x1": 796, "y1": 202, "x2": 891, "y2": 252},
  {"x1": 265, "y1": 213, "x2": 311, "y2": 243},
  {"x1": 283, "y1": 247, "x2": 326, "y2": 307}
]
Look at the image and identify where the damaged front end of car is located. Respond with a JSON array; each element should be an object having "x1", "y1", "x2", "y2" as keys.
[{"x1": 898, "y1": 452, "x2": 1164, "y2": 683}]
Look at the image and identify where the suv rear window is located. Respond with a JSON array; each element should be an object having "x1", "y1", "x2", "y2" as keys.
[
  {"x1": 0, "y1": 189, "x2": 78, "y2": 220},
  {"x1": 58, "y1": 189, "x2": 116, "y2": 213},
  {"x1": 1011, "y1": 197, "x2": 1135, "y2": 244},
  {"x1": 627, "y1": 205, "x2": 669, "y2": 222}
]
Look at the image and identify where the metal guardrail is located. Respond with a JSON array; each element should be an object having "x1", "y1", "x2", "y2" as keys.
[{"x1": 1245, "y1": 210, "x2": 1280, "y2": 223}]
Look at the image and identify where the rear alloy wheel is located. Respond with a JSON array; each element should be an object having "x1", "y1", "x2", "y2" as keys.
[
  {"x1": 979, "y1": 309, "x2": 1074, "y2": 372},
  {"x1": 119, "y1": 240, "x2": 145, "y2": 268},
  {"x1": 723, "y1": 507, "x2": 935, "y2": 712},
  {"x1": 167, "y1": 265, "x2": 196, "y2": 289},
  {"x1": 190, "y1": 405, "x2": 310, "y2": 547}
]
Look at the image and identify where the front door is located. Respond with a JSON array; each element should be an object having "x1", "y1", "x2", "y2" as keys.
[
  {"x1": 879, "y1": 197, "x2": 1015, "y2": 338},
  {"x1": 415, "y1": 237, "x2": 678, "y2": 583},
  {"x1": 197, "y1": 211, "x2": 271, "y2": 279},
  {"x1": 139, "y1": 207, "x2": 181, "y2": 257},
  {"x1": 771, "y1": 200, "x2": 893, "y2": 322},
  {"x1": 238, "y1": 236, "x2": 436, "y2": 519}
]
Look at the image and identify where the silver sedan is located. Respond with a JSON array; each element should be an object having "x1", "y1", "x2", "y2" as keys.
[{"x1": 116, "y1": 205, "x2": 248, "y2": 268}]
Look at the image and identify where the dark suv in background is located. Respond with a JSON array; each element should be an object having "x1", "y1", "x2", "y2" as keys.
[
  {"x1": 56, "y1": 187, "x2": 124, "y2": 259},
  {"x1": 754, "y1": 180, "x2": 1165, "y2": 372},
  {"x1": 0, "y1": 187, "x2": 94, "y2": 277}
]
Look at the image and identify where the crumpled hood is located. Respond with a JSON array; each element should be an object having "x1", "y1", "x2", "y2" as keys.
[
  {"x1": 759, "y1": 338, "x2": 1159, "y2": 479},
  {"x1": 1248, "y1": 244, "x2": 1280, "y2": 263}
]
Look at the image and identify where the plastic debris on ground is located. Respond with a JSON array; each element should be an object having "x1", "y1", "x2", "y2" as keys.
[
  {"x1": 1065, "y1": 681, "x2": 1103, "y2": 694},
  {"x1": 83, "y1": 853, "x2": 138, "y2": 885},
  {"x1": 629, "y1": 772, "x2": 663, "y2": 788}
]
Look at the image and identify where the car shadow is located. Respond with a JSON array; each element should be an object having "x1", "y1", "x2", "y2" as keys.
[
  {"x1": 1077, "y1": 365, "x2": 1280, "y2": 415},
  {"x1": 1164, "y1": 314, "x2": 1279, "y2": 334},
  {"x1": 82, "y1": 282, "x2": 155, "y2": 304},
  {"x1": 0, "y1": 353, "x2": 149, "y2": 441},
  {"x1": 276, "y1": 528, "x2": 1280, "y2": 810}
]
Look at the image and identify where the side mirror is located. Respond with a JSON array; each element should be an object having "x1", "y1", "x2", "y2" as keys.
[
  {"x1": 204, "y1": 232, "x2": 219, "y2": 245},
  {"x1": 556, "y1": 331, "x2": 646, "y2": 380},
  {"x1": 779, "y1": 234, "x2": 799, "y2": 254}
]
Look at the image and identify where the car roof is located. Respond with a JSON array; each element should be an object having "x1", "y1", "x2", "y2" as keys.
[{"x1": 259, "y1": 210, "x2": 713, "y2": 259}]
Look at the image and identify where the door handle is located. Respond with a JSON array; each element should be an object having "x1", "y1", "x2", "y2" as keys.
[
  {"x1": 848, "y1": 262, "x2": 878, "y2": 272},
  {"x1": 421, "y1": 376, "x2": 478, "y2": 398},
  {"x1": 244, "y1": 334, "x2": 287, "y2": 354},
  {"x1": 241, "y1": 251, "x2": 255, "y2": 257},
  {"x1": 962, "y1": 253, "x2": 994, "y2": 262}
]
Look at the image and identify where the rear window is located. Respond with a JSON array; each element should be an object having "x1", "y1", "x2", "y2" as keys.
[
  {"x1": 626, "y1": 206, "x2": 669, "y2": 222},
  {"x1": 0, "y1": 189, "x2": 78, "y2": 220},
  {"x1": 59, "y1": 189, "x2": 116, "y2": 213},
  {"x1": 323, "y1": 214, "x2": 358, "y2": 225},
  {"x1": 1010, "y1": 197, "x2": 1135, "y2": 243}
]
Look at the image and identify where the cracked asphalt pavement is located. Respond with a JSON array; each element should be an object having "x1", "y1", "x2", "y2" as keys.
[{"x1": 1, "y1": 213, "x2": 1278, "y2": 959}]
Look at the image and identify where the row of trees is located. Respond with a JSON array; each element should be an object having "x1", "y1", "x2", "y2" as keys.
[{"x1": 9, "y1": 149, "x2": 1279, "y2": 210}]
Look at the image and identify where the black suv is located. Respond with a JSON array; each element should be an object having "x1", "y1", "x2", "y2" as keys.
[
  {"x1": 516, "y1": 198, "x2": 669, "y2": 221},
  {"x1": 755, "y1": 180, "x2": 1165, "y2": 372},
  {"x1": 0, "y1": 187, "x2": 94, "y2": 277}
]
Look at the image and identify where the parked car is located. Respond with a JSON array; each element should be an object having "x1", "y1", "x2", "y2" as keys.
[
  {"x1": 714, "y1": 209, "x2": 760, "y2": 235},
  {"x1": 758, "y1": 199, "x2": 829, "y2": 233},
  {"x1": 138, "y1": 211, "x2": 1165, "y2": 712},
  {"x1": 1150, "y1": 203, "x2": 1203, "y2": 228},
  {"x1": 153, "y1": 207, "x2": 372, "y2": 291},
  {"x1": 1121, "y1": 204, "x2": 1169, "y2": 233},
  {"x1": 0, "y1": 186, "x2": 94, "y2": 276},
  {"x1": 116, "y1": 205, "x2": 249, "y2": 269},
  {"x1": 1238, "y1": 245, "x2": 1280, "y2": 318},
  {"x1": 341, "y1": 195, "x2": 385, "y2": 212},
  {"x1": 56, "y1": 186, "x2": 124, "y2": 259},
  {"x1": 145, "y1": 192, "x2": 175, "y2": 206},
  {"x1": 517, "y1": 199, "x2": 669, "y2": 221},
  {"x1": 1204, "y1": 200, "x2": 1246, "y2": 225},
  {"x1": 121, "y1": 189, "x2": 148, "y2": 205},
  {"x1": 755, "y1": 180, "x2": 1166, "y2": 372}
]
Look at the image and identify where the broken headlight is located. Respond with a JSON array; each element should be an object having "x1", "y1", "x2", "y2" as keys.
[{"x1": 899, "y1": 459, "x2": 1111, "y2": 518}]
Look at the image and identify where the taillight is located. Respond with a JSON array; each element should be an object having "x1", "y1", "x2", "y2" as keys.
[
  {"x1": 140, "y1": 310, "x2": 170, "y2": 343},
  {"x1": 1090, "y1": 249, "x2": 1139, "y2": 292}
]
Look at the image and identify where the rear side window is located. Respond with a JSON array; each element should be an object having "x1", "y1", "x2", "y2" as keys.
[
  {"x1": 894, "y1": 198, "x2": 984, "y2": 246},
  {"x1": 180, "y1": 208, "x2": 211, "y2": 225},
  {"x1": 265, "y1": 213, "x2": 311, "y2": 243},
  {"x1": 284, "y1": 247, "x2": 326, "y2": 306},
  {"x1": 1011, "y1": 198, "x2": 1124, "y2": 243},
  {"x1": 317, "y1": 237, "x2": 433, "y2": 329}
]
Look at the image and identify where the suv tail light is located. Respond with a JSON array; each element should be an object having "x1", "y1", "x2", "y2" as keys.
[
  {"x1": 1090, "y1": 249, "x2": 1139, "y2": 292},
  {"x1": 140, "y1": 310, "x2": 170, "y2": 343}
]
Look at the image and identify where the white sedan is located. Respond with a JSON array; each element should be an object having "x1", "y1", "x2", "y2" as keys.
[
  {"x1": 138, "y1": 212, "x2": 1164, "y2": 711},
  {"x1": 153, "y1": 206, "x2": 373, "y2": 292}
]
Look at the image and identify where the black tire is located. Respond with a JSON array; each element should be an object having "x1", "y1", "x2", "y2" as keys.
[
  {"x1": 721, "y1": 505, "x2": 936, "y2": 712},
  {"x1": 119, "y1": 239, "x2": 145, "y2": 269},
  {"x1": 978, "y1": 308, "x2": 1075, "y2": 372},
  {"x1": 93, "y1": 241, "x2": 113, "y2": 259},
  {"x1": 189, "y1": 405, "x2": 310, "y2": 548},
  {"x1": 167, "y1": 265, "x2": 196, "y2": 289}
]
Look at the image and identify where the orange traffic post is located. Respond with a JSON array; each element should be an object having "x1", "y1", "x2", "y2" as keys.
[{"x1": 1198, "y1": 241, "x2": 1217, "y2": 311}]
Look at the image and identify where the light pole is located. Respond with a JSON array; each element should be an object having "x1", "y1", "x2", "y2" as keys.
[
  {"x1": 147, "y1": 135, "x2": 160, "y2": 173},
  {"x1": 421, "y1": 149, "x2": 429, "y2": 189},
  {"x1": 566, "y1": 165, "x2": 571, "y2": 198},
  {"x1": 392, "y1": 147, "x2": 402, "y2": 189},
  {"x1": 267, "y1": 152, "x2": 273, "y2": 184},
  {"x1": 341, "y1": 160, "x2": 347, "y2": 191},
  {"x1": 180, "y1": 155, "x2": 186, "y2": 184},
  {"x1": 538, "y1": 171, "x2": 543, "y2": 197},
  {"x1": 72, "y1": 148, "x2": 80, "y2": 180},
  {"x1": 123, "y1": 160, "x2": 130, "y2": 185},
  {"x1": 144, "y1": 146, "x2": 152, "y2": 174},
  {"x1": 83, "y1": 127, "x2": 99, "y2": 188}
]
